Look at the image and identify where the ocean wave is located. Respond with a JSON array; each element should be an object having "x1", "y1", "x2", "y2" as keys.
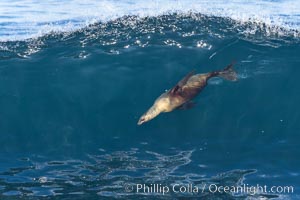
[
  {"x1": 0, "y1": 0, "x2": 300, "y2": 42},
  {"x1": 0, "y1": 13, "x2": 299, "y2": 60}
]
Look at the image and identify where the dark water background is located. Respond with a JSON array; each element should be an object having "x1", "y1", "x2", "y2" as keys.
[{"x1": 0, "y1": 14, "x2": 299, "y2": 199}]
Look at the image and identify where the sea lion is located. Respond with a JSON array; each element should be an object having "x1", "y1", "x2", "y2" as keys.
[{"x1": 137, "y1": 63, "x2": 237, "y2": 125}]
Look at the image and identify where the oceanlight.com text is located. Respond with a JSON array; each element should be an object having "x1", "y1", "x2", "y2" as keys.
[{"x1": 124, "y1": 183, "x2": 294, "y2": 196}]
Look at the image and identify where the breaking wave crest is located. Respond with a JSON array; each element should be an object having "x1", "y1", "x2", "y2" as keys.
[
  {"x1": 0, "y1": 13, "x2": 299, "y2": 60},
  {"x1": 0, "y1": 0, "x2": 300, "y2": 41}
]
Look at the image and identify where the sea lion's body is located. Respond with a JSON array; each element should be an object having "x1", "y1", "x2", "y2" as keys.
[{"x1": 137, "y1": 63, "x2": 237, "y2": 125}]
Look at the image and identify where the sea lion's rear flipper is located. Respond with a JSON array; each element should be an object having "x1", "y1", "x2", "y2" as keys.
[
  {"x1": 169, "y1": 70, "x2": 195, "y2": 95},
  {"x1": 218, "y1": 62, "x2": 237, "y2": 81},
  {"x1": 177, "y1": 101, "x2": 196, "y2": 110}
]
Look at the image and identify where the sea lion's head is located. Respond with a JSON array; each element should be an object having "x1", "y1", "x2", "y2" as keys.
[
  {"x1": 138, "y1": 93, "x2": 170, "y2": 125},
  {"x1": 137, "y1": 110, "x2": 158, "y2": 125}
]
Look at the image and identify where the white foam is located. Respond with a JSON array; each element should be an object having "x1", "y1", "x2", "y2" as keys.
[{"x1": 0, "y1": 0, "x2": 299, "y2": 41}]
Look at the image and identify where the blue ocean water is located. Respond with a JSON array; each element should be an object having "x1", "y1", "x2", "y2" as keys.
[{"x1": 0, "y1": 0, "x2": 300, "y2": 199}]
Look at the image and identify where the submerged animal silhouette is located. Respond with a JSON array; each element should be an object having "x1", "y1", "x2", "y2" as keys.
[{"x1": 137, "y1": 63, "x2": 237, "y2": 125}]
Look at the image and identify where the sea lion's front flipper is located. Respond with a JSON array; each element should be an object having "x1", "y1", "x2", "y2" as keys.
[
  {"x1": 169, "y1": 70, "x2": 195, "y2": 95},
  {"x1": 177, "y1": 101, "x2": 196, "y2": 110}
]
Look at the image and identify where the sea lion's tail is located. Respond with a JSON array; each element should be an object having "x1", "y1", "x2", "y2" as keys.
[{"x1": 217, "y1": 62, "x2": 237, "y2": 81}]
